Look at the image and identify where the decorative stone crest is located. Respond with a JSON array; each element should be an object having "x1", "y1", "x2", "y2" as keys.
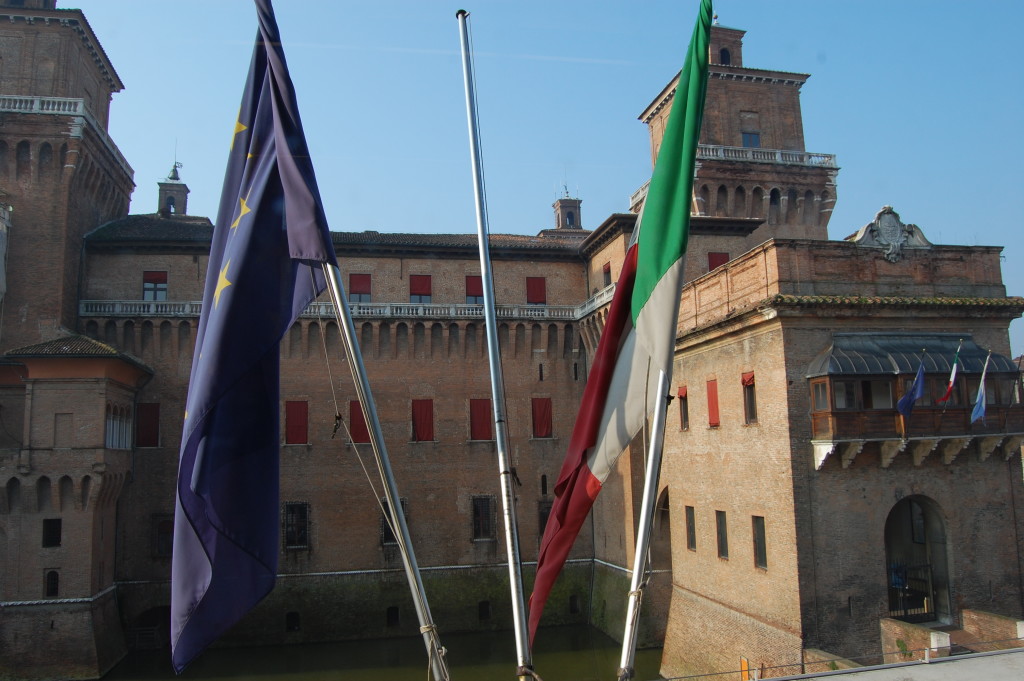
[{"x1": 848, "y1": 206, "x2": 932, "y2": 262}]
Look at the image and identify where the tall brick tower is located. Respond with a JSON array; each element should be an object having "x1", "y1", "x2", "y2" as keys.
[
  {"x1": 637, "y1": 20, "x2": 838, "y2": 278},
  {"x1": 0, "y1": 3, "x2": 146, "y2": 679},
  {"x1": 0, "y1": 0, "x2": 133, "y2": 352}
]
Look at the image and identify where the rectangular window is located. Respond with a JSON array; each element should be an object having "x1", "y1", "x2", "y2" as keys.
[
  {"x1": 742, "y1": 372, "x2": 757, "y2": 424},
  {"x1": 472, "y1": 495, "x2": 496, "y2": 540},
  {"x1": 284, "y1": 502, "x2": 310, "y2": 549},
  {"x1": 152, "y1": 514, "x2": 174, "y2": 558},
  {"x1": 602, "y1": 262, "x2": 612, "y2": 288},
  {"x1": 526, "y1": 277, "x2": 547, "y2": 305},
  {"x1": 136, "y1": 403, "x2": 160, "y2": 447},
  {"x1": 685, "y1": 505, "x2": 696, "y2": 551},
  {"x1": 285, "y1": 400, "x2": 308, "y2": 444},
  {"x1": 412, "y1": 399, "x2": 434, "y2": 442},
  {"x1": 811, "y1": 380, "x2": 829, "y2": 411},
  {"x1": 466, "y1": 275, "x2": 484, "y2": 305},
  {"x1": 716, "y1": 510, "x2": 728, "y2": 559},
  {"x1": 752, "y1": 515, "x2": 767, "y2": 569},
  {"x1": 470, "y1": 398, "x2": 492, "y2": 441},
  {"x1": 349, "y1": 400, "x2": 370, "y2": 443},
  {"x1": 863, "y1": 379, "x2": 893, "y2": 409},
  {"x1": 707, "y1": 380, "x2": 720, "y2": 427},
  {"x1": 532, "y1": 397, "x2": 553, "y2": 438},
  {"x1": 741, "y1": 132, "x2": 761, "y2": 148},
  {"x1": 380, "y1": 498, "x2": 408, "y2": 546},
  {"x1": 833, "y1": 380, "x2": 857, "y2": 409},
  {"x1": 538, "y1": 500, "x2": 553, "y2": 540},
  {"x1": 42, "y1": 518, "x2": 62, "y2": 548},
  {"x1": 409, "y1": 275, "x2": 431, "y2": 303},
  {"x1": 678, "y1": 386, "x2": 689, "y2": 430},
  {"x1": 349, "y1": 273, "x2": 371, "y2": 303},
  {"x1": 707, "y1": 252, "x2": 730, "y2": 271},
  {"x1": 143, "y1": 271, "x2": 168, "y2": 301}
]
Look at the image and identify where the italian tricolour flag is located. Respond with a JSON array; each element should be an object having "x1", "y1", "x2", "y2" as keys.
[{"x1": 528, "y1": 0, "x2": 712, "y2": 644}]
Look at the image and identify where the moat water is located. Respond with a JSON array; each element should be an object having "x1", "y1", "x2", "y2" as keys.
[{"x1": 104, "y1": 626, "x2": 664, "y2": 681}]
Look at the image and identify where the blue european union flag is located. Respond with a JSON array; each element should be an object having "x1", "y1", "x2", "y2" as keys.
[
  {"x1": 896, "y1": 362, "x2": 926, "y2": 418},
  {"x1": 171, "y1": 0, "x2": 336, "y2": 671}
]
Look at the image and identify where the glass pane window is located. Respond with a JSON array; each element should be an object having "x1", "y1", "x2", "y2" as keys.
[{"x1": 142, "y1": 271, "x2": 168, "y2": 301}]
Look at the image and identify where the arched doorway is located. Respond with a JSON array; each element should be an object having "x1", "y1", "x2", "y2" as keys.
[{"x1": 884, "y1": 496, "x2": 951, "y2": 623}]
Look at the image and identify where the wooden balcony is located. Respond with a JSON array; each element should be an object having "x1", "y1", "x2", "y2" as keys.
[{"x1": 810, "y1": 405, "x2": 1024, "y2": 470}]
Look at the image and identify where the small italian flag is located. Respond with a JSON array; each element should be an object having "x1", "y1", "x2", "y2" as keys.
[{"x1": 529, "y1": 0, "x2": 712, "y2": 644}]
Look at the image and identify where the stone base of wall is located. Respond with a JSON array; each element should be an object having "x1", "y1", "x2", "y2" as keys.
[
  {"x1": 957, "y1": 609, "x2": 1024, "y2": 652},
  {"x1": 0, "y1": 589, "x2": 126, "y2": 681},
  {"x1": 588, "y1": 562, "x2": 670, "y2": 650},
  {"x1": 879, "y1": 617, "x2": 950, "y2": 663},
  {"x1": 801, "y1": 647, "x2": 862, "y2": 674}
]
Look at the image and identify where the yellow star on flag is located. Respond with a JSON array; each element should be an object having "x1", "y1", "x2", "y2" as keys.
[
  {"x1": 230, "y1": 114, "x2": 248, "y2": 151},
  {"x1": 231, "y1": 197, "x2": 251, "y2": 229},
  {"x1": 214, "y1": 260, "x2": 232, "y2": 308}
]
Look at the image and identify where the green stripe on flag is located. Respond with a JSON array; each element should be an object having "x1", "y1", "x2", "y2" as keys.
[{"x1": 632, "y1": 0, "x2": 712, "y2": 324}]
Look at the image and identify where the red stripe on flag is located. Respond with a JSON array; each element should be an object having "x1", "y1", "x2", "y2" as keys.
[{"x1": 529, "y1": 243, "x2": 638, "y2": 643}]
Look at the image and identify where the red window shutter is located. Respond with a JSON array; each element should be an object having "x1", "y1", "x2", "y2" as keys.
[
  {"x1": 143, "y1": 271, "x2": 168, "y2": 284},
  {"x1": 470, "y1": 398, "x2": 492, "y2": 440},
  {"x1": 677, "y1": 386, "x2": 688, "y2": 398},
  {"x1": 526, "y1": 277, "x2": 547, "y2": 304},
  {"x1": 532, "y1": 397, "x2": 552, "y2": 438},
  {"x1": 708, "y1": 252, "x2": 730, "y2": 270},
  {"x1": 707, "y1": 380, "x2": 720, "y2": 427},
  {"x1": 602, "y1": 262, "x2": 611, "y2": 274},
  {"x1": 135, "y1": 403, "x2": 160, "y2": 447},
  {"x1": 349, "y1": 273, "x2": 371, "y2": 295},
  {"x1": 412, "y1": 399, "x2": 434, "y2": 441},
  {"x1": 466, "y1": 275, "x2": 483, "y2": 297},
  {"x1": 285, "y1": 401, "x2": 308, "y2": 444},
  {"x1": 409, "y1": 275, "x2": 431, "y2": 296},
  {"x1": 741, "y1": 371, "x2": 755, "y2": 387},
  {"x1": 349, "y1": 400, "x2": 370, "y2": 443}
]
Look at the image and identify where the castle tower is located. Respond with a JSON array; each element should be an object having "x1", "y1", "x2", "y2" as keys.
[
  {"x1": 637, "y1": 22, "x2": 838, "y2": 246},
  {"x1": 0, "y1": 2, "x2": 142, "y2": 678},
  {"x1": 553, "y1": 193, "x2": 582, "y2": 230},
  {"x1": 157, "y1": 163, "x2": 189, "y2": 216},
  {"x1": 0, "y1": 0, "x2": 134, "y2": 352}
]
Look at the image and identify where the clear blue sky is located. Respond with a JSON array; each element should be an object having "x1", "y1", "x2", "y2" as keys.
[{"x1": 73, "y1": 0, "x2": 1024, "y2": 354}]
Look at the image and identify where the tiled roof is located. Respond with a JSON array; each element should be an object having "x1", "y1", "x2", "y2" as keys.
[
  {"x1": 86, "y1": 217, "x2": 586, "y2": 258},
  {"x1": 6, "y1": 334, "x2": 152, "y2": 373},
  {"x1": 86, "y1": 214, "x2": 214, "y2": 242}
]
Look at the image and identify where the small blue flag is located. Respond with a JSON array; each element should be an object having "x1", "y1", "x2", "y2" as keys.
[
  {"x1": 896, "y1": 362, "x2": 926, "y2": 417},
  {"x1": 971, "y1": 353, "x2": 991, "y2": 424},
  {"x1": 170, "y1": 0, "x2": 336, "y2": 671}
]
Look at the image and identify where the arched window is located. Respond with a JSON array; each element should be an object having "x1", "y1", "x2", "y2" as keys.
[
  {"x1": 566, "y1": 211, "x2": 575, "y2": 227},
  {"x1": 768, "y1": 189, "x2": 781, "y2": 225},
  {"x1": 45, "y1": 570, "x2": 59, "y2": 598},
  {"x1": 716, "y1": 185, "x2": 728, "y2": 216},
  {"x1": 16, "y1": 141, "x2": 30, "y2": 181},
  {"x1": 38, "y1": 142, "x2": 53, "y2": 180},
  {"x1": 165, "y1": 195, "x2": 176, "y2": 214},
  {"x1": 719, "y1": 48, "x2": 731, "y2": 65}
]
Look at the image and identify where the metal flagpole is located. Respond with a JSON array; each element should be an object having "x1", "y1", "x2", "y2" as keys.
[
  {"x1": 618, "y1": 370, "x2": 671, "y2": 681},
  {"x1": 322, "y1": 263, "x2": 451, "y2": 681},
  {"x1": 455, "y1": 10, "x2": 534, "y2": 679}
]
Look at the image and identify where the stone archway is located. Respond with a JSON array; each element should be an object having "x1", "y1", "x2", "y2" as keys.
[{"x1": 884, "y1": 495, "x2": 951, "y2": 623}]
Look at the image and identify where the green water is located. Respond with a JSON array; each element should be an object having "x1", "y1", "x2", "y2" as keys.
[{"x1": 106, "y1": 626, "x2": 664, "y2": 681}]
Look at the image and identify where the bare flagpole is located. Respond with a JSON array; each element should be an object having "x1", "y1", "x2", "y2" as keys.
[
  {"x1": 455, "y1": 10, "x2": 534, "y2": 680},
  {"x1": 617, "y1": 370, "x2": 671, "y2": 681},
  {"x1": 322, "y1": 264, "x2": 451, "y2": 681}
]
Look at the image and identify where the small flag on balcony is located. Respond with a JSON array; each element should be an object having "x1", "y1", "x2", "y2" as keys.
[
  {"x1": 896, "y1": 362, "x2": 926, "y2": 417},
  {"x1": 937, "y1": 340, "x2": 962, "y2": 404},
  {"x1": 971, "y1": 352, "x2": 991, "y2": 424}
]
